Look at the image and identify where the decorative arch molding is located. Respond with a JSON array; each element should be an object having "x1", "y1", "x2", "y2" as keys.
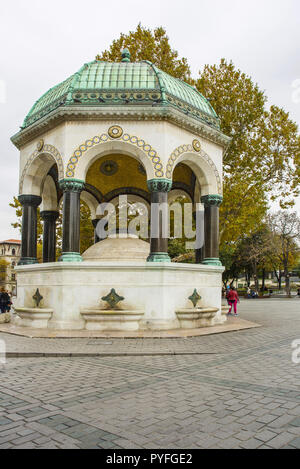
[
  {"x1": 166, "y1": 142, "x2": 222, "y2": 195},
  {"x1": 105, "y1": 187, "x2": 151, "y2": 205},
  {"x1": 66, "y1": 128, "x2": 164, "y2": 179},
  {"x1": 19, "y1": 144, "x2": 64, "y2": 195}
]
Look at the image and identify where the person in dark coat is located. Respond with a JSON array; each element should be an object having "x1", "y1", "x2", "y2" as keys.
[
  {"x1": 0, "y1": 289, "x2": 10, "y2": 314},
  {"x1": 4, "y1": 291, "x2": 12, "y2": 312},
  {"x1": 0, "y1": 289, "x2": 6, "y2": 314}
]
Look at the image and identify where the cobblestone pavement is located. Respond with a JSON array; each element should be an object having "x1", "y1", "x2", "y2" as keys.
[{"x1": 0, "y1": 299, "x2": 299, "y2": 449}]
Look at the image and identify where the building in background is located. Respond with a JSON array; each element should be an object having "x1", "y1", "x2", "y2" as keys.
[{"x1": 0, "y1": 240, "x2": 21, "y2": 294}]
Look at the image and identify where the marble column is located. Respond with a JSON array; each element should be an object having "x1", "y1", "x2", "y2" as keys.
[
  {"x1": 200, "y1": 195, "x2": 223, "y2": 266},
  {"x1": 40, "y1": 211, "x2": 59, "y2": 263},
  {"x1": 147, "y1": 179, "x2": 172, "y2": 263},
  {"x1": 59, "y1": 179, "x2": 85, "y2": 262},
  {"x1": 18, "y1": 195, "x2": 42, "y2": 265}
]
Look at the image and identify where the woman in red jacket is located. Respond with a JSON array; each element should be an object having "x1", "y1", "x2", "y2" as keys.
[{"x1": 227, "y1": 287, "x2": 240, "y2": 316}]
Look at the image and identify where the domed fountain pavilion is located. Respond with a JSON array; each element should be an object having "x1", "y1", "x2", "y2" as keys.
[{"x1": 11, "y1": 50, "x2": 230, "y2": 332}]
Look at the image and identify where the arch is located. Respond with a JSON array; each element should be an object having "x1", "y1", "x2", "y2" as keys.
[
  {"x1": 193, "y1": 179, "x2": 201, "y2": 207},
  {"x1": 168, "y1": 189, "x2": 192, "y2": 205},
  {"x1": 80, "y1": 191, "x2": 99, "y2": 220},
  {"x1": 105, "y1": 187, "x2": 150, "y2": 205},
  {"x1": 166, "y1": 143, "x2": 222, "y2": 195},
  {"x1": 66, "y1": 129, "x2": 163, "y2": 180},
  {"x1": 19, "y1": 144, "x2": 64, "y2": 196},
  {"x1": 108, "y1": 193, "x2": 151, "y2": 212},
  {"x1": 41, "y1": 175, "x2": 58, "y2": 211}
]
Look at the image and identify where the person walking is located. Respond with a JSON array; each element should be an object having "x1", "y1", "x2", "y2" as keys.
[
  {"x1": 4, "y1": 291, "x2": 12, "y2": 313},
  {"x1": 0, "y1": 289, "x2": 6, "y2": 314},
  {"x1": 227, "y1": 287, "x2": 240, "y2": 317}
]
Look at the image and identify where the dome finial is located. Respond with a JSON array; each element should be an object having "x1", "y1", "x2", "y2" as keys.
[{"x1": 121, "y1": 48, "x2": 131, "y2": 63}]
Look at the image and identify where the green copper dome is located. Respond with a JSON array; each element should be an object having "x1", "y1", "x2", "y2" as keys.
[{"x1": 22, "y1": 55, "x2": 220, "y2": 130}]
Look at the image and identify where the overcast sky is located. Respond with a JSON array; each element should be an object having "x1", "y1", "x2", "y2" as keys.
[{"x1": 0, "y1": 0, "x2": 299, "y2": 241}]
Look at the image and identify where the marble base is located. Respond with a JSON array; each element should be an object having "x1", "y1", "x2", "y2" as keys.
[
  {"x1": 14, "y1": 308, "x2": 53, "y2": 329},
  {"x1": 81, "y1": 310, "x2": 144, "y2": 331},
  {"x1": 0, "y1": 318, "x2": 261, "y2": 339},
  {"x1": 14, "y1": 261, "x2": 224, "y2": 331},
  {"x1": 176, "y1": 308, "x2": 218, "y2": 328}
]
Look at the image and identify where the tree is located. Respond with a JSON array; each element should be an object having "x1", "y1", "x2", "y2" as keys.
[
  {"x1": 219, "y1": 243, "x2": 242, "y2": 288},
  {"x1": 266, "y1": 212, "x2": 300, "y2": 296},
  {"x1": 197, "y1": 60, "x2": 300, "y2": 245},
  {"x1": 235, "y1": 227, "x2": 272, "y2": 293},
  {"x1": 97, "y1": 24, "x2": 191, "y2": 81}
]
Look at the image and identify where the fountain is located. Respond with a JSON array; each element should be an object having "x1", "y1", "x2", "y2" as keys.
[
  {"x1": 176, "y1": 289, "x2": 219, "y2": 328},
  {"x1": 81, "y1": 288, "x2": 144, "y2": 331},
  {"x1": 14, "y1": 289, "x2": 53, "y2": 329}
]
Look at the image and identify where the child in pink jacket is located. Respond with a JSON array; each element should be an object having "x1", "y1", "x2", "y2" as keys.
[{"x1": 227, "y1": 287, "x2": 240, "y2": 316}]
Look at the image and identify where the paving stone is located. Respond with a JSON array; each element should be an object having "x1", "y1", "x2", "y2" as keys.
[
  {"x1": 235, "y1": 430, "x2": 255, "y2": 441},
  {"x1": 256, "y1": 414, "x2": 278, "y2": 424},
  {"x1": 290, "y1": 437, "x2": 300, "y2": 449},
  {"x1": 239, "y1": 438, "x2": 263, "y2": 449},
  {"x1": 0, "y1": 418, "x2": 12, "y2": 426},
  {"x1": 0, "y1": 300, "x2": 300, "y2": 449},
  {"x1": 11, "y1": 432, "x2": 41, "y2": 445},
  {"x1": 290, "y1": 418, "x2": 300, "y2": 427},
  {"x1": 255, "y1": 430, "x2": 278, "y2": 442},
  {"x1": 267, "y1": 432, "x2": 297, "y2": 449},
  {"x1": 0, "y1": 443, "x2": 13, "y2": 449},
  {"x1": 269, "y1": 414, "x2": 296, "y2": 428}
]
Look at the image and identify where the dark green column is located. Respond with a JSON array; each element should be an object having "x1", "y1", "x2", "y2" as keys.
[
  {"x1": 201, "y1": 195, "x2": 223, "y2": 266},
  {"x1": 193, "y1": 210, "x2": 205, "y2": 264},
  {"x1": 59, "y1": 179, "x2": 85, "y2": 262},
  {"x1": 18, "y1": 195, "x2": 42, "y2": 265},
  {"x1": 92, "y1": 219, "x2": 100, "y2": 244},
  {"x1": 40, "y1": 211, "x2": 59, "y2": 263},
  {"x1": 195, "y1": 245, "x2": 205, "y2": 264},
  {"x1": 147, "y1": 179, "x2": 172, "y2": 263}
]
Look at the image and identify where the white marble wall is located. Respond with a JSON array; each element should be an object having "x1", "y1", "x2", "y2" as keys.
[{"x1": 15, "y1": 262, "x2": 224, "y2": 331}]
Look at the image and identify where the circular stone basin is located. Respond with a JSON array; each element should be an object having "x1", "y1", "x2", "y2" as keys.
[{"x1": 82, "y1": 236, "x2": 150, "y2": 262}]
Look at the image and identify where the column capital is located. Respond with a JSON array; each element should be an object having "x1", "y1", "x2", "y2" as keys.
[
  {"x1": 147, "y1": 178, "x2": 172, "y2": 193},
  {"x1": 201, "y1": 194, "x2": 223, "y2": 207},
  {"x1": 18, "y1": 195, "x2": 42, "y2": 207},
  {"x1": 40, "y1": 210, "x2": 59, "y2": 221},
  {"x1": 59, "y1": 179, "x2": 85, "y2": 193}
]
